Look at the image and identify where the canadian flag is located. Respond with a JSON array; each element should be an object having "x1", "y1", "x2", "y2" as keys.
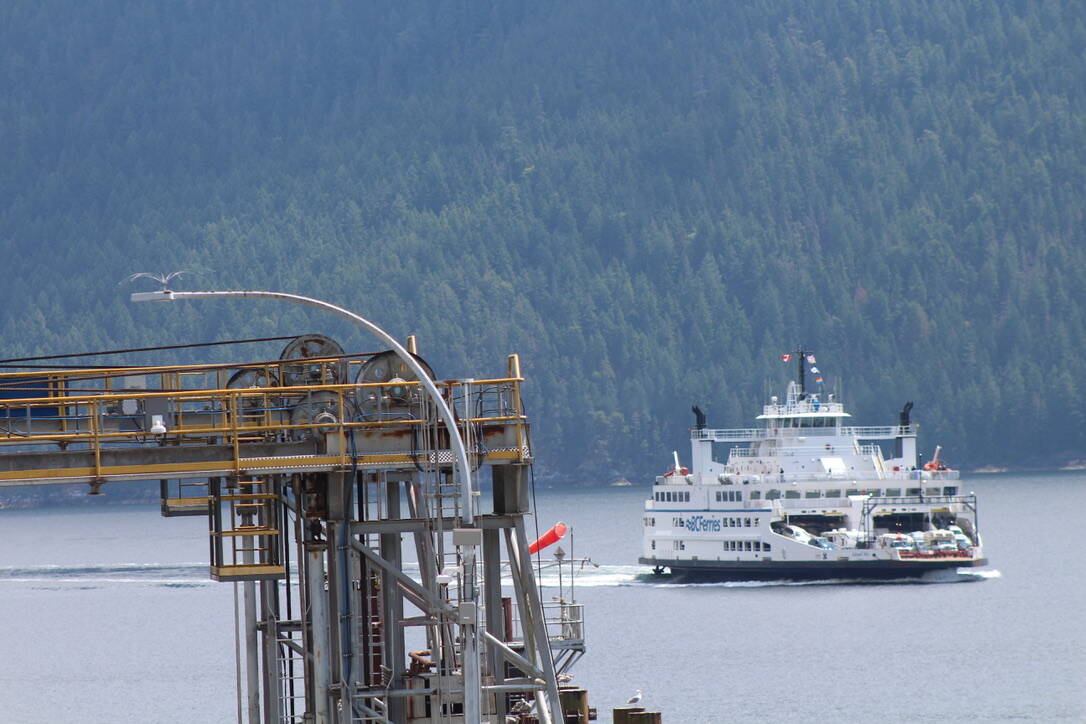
[{"x1": 779, "y1": 354, "x2": 792, "y2": 362}]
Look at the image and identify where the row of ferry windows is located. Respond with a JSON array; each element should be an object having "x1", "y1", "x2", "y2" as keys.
[
  {"x1": 658, "y1": 486, "x2": 959, "y2": 504},
  {"x1": 756, "y1": 486, "x2": 958, "y2": 500},
  {"x1": 659, "y1": 540, "x2": 770, "y2": 552},
  {"x1": 674, "y1": 516, "x2": 753, "y2": 528},
  {"x1": 656, "y1": 489, "x2": 745, "y2": 503},
  {"x1": 725, "y1": 540, "x2": 770, "y2": 552}
]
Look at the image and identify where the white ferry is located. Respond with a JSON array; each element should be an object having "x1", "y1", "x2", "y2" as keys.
[{"x1": 639, "y1": 353, "x2": 987, "y2": 580}]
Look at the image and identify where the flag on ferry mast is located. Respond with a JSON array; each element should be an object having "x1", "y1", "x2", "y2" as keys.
[
  {"x1": 779, "y1": 354, "x2": 792, "y2": 362},
  {"x1": 815, "y1": 376, "x2": 824, "y2": 384},
  {"x1": 806, "y1": 354, "x2": 817, "y2": 364},
  {"x1": 810, "y1": 366, "x2": 820, "y2": 374}
]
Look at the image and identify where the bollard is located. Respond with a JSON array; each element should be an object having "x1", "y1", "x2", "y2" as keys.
[
  {"x1": 613, "y1": 707, "x2": 645, "y2": 724},
  {"x1": 561, "y1": 688, "x2": 590, "y2": 722}
]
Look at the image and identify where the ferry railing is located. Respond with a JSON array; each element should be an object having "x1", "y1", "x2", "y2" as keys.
[
  {"x1": 763, "y1": 486, "x2": 969, "y2": 509},
  {"x1": 727, "y1": 443, "x2": 882, "y2": 459},
  {"x1": 693, "y1": 425, "x2": 914, "y2": 442},
  {"x1": 840, "y1": 425, "x2": 914, "y2": 438},
  {"x1": 762, "y1": 469, "x2": 960, "y2": 483}
]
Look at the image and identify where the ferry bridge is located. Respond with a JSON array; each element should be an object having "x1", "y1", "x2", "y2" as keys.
[{"x1": 0, "y1": 294, "x2": 596, "y2": 724}]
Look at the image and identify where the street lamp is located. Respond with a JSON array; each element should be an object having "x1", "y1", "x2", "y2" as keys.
[{"x1": 131, "y1": 288, "x2": 484, "y2": 723}]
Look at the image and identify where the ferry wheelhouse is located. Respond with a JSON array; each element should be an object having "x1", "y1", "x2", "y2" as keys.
[{"x1": 639, "y1": 356, "x2": 986, "y2": 580}]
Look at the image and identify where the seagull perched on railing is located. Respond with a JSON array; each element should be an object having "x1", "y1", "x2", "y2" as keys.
[
  {"x1": 121, "y1": 270, "x2": 193, "y2": 290},
  {"x1": 626, "y1": 689, "x2": 643, "y2": 705}
]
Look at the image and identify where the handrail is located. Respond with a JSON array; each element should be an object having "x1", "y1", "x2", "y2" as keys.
[{"x1": 692, "y1": 425, "x2": 914, "y2": 440}]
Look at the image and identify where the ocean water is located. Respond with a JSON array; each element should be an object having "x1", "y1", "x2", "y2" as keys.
[{"x1": 1, "y1": 471, "x2": 1083, "y2": 723}]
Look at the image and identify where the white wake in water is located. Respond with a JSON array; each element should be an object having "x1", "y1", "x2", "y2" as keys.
[
  {"x1": 0, "y1": 562, "x2": 214, "y2": 588},
  {"x1": 1, "y1": 560, "x2": 999, "y2": 590}
]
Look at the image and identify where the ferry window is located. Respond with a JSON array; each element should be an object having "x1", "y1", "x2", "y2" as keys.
[
  {"x1": 685, "y1": 492, "x2": 691, "y2": 502},
  {"x1": 651, "y1": 541, "x2": 656, "y2": 550},
  {"x1": 715, "y1": 491, "x2": 721, "y2": 502},
  {"x1": 943, "y1": 486, "x2": 958, "y2": 496},
  {"x1": 804, "y1": 490, "x2": 820, "y2": 499},
  {"x1": 736, "y1": 491, "x2": 743, "y2": 501},
  {"x1": 744, "y1": 518, "x2": 751, "y2": 527},
  {"x1": 665, "y1": 492, "x2": 671, "y2": 502},
  {"x1": 764, "y1": 543, "x2": 771, "y2": 552},
  {"x1": 870, "y1": 489, "x2": 882, "y2": 497},
  {"x1": 766, "y1": 490, "x2": 781, "y2": 500},
  {"x1": 907, "y1": 488, "x2": 922, "y2": 496},
  {"x1": 925, "y1": 487, "x2": 941, "y2": 496},
  {"x1": 744, "y1": 541, "x2": 752, "y2": 551},
  {"x1": 825, "y1": 489, "x2": 841, "y2": 498},
  {"x1": 749, "y1": 491, "x2": 761, "y2": 500},
  {"x1": 785, "y1": 490, "x2": 800, "y2": 499},
  {"x1": 885, "y1": 488, "x2": 901, "y2": 497}
]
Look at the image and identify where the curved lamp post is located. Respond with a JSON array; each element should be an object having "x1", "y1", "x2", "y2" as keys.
[{"x1": 131, "y1": 288, "x2": 483, "y2": 723}]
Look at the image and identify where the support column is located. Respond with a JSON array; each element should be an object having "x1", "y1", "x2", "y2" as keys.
[
  {"x1": 306, "y1": 542, "x2": 332, "y2": 724},
  {"x1": 381, "y1": 478, "x2": 406, "y2": 722},
  {"x1": 242, "y1": 519, "x2": 261, "y2": 724},
  {"x1": 260, "y1": 577, "x2": 282, "y2": 724},
  {"x1": 511, "y1": 516, "x2": 563, "y2": 723},
  {"x1": 483, "y1": 527, "x2": 506, "y2": 719}
]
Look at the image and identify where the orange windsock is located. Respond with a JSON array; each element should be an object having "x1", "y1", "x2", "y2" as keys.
[{"x1": 528, "y1": 522, "x2": 568, "y2": 554}]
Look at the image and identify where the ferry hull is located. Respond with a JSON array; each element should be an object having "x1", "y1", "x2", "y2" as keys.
[{"x1": 639, "y1": 556, "x2": 989, "y2": 582}]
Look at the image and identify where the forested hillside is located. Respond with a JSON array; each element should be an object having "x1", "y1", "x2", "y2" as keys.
[{"x1": 2, "y1": 1, "x2": 1084, "y2": 485}]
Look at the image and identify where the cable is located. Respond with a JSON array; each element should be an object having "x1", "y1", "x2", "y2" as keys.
[
  {"x1": 0, "y1": 350, "x2": 378, "y2": 390},
  {"x1": 0, "y1": 335, "x2": 302, "y2": 364}
]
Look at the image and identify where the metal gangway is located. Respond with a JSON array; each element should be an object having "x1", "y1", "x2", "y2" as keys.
[{"x1": 0, "y1": 332, "x2": 581, "y2": 724}]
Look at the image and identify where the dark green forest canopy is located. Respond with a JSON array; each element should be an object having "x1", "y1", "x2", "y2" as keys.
[{"x1": 1, "y1": 0, "x2": 1084, "y2": 483}]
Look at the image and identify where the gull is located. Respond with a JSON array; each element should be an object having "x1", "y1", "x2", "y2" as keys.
[
  {"x1": 121, "y1": 270, "x2": 193, "y2": 290},
  {"x1": 626, "y1": 689, "x2": 642, "y2": 705},
  {"x1": 510, "y1": 699, "x2": 533, "y2": 714},
  {"x1": 557, "y1": 672, "x2": 573, "y2": 684}
]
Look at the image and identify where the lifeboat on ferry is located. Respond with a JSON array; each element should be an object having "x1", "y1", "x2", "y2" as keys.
[
  {"x1": 922, "y1": 445, "x2": 951, "y2": 472},
  {"x1": 663, "y1": 450, "x2": 689, "y2": 480}
]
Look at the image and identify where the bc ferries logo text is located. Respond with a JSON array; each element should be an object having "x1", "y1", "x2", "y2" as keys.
[{"x1": 684, "y1": 515, "x2": 722, "y2": 533}]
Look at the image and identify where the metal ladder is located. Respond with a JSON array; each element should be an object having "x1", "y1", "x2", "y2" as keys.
[
  {"x1": 210, "y1": 477, "x2": 286, "y2": 582},
  {"x1": 276, "y1": 626, "x2": 307, "y2": 724}
]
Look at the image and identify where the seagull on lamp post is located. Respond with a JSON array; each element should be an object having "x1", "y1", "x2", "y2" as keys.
[
  {"x1": 626, "y1": 689, "x2": 642, "y2": 705},
  {"x1": 121, "y1": 270, "x2": 193, "y2": 290}
]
